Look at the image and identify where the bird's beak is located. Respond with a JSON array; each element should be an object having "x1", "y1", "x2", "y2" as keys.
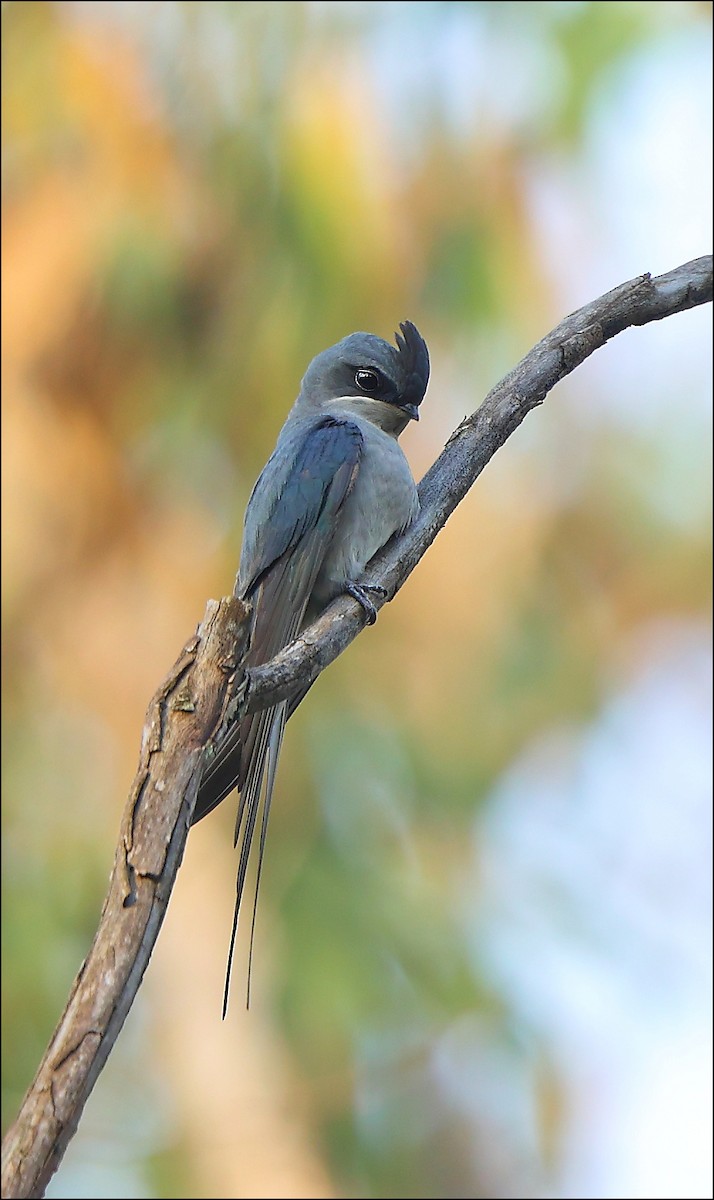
[{"x1": 400, "y1": 401, "x2": 420, "y2": 422}]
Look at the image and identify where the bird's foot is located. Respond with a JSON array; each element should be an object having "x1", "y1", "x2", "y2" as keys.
[{"x1": 345, "y1": 582, "x2": 387, "y2": 626}]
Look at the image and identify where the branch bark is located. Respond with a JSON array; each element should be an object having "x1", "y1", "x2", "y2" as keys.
[
  {"x1": 243, "y1": 255, "x2": 713, "y2": 713},
  {"x1": 1, "y1": 598, "x2": 252, "y2": 1200},
  {"x1": 2, "y1": 255, "x2": 711, "y2": 1199}
]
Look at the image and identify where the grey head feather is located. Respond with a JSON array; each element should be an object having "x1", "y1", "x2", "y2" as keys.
[{"x1": 297, "y1": 321, "x2": 430, "y2": 421}]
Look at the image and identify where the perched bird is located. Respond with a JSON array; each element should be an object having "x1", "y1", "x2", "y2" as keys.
[{"x1": 193, "y1": 321, "x2": 430, "y2": 1012}]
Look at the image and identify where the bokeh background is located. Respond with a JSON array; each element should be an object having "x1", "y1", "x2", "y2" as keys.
[{"x1": 2, "y1": 3, "x2": 712, "y2": 1198}]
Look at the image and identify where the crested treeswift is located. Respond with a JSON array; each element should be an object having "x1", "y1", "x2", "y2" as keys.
[{"x1": 194, "y1": 321, "x2": 430, "y2": 1013}]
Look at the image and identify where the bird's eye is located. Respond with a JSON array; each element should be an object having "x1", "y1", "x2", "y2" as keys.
[{"x1": 355, "y1": 368, "x2": 381, "y2": 393}]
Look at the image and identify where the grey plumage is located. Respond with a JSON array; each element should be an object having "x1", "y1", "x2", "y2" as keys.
[{"x1": 194, "y1": 321, "x2": 430, "y2": 1013}]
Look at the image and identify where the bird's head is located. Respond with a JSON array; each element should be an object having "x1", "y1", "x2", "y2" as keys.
[{"x1": 299, "y1": 321, "x2": 430, "y2": 435}]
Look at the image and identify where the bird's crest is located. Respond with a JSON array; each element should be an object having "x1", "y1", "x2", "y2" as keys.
[{"x1": 394, "y1": 320, "x2": 430, "y2": 409}]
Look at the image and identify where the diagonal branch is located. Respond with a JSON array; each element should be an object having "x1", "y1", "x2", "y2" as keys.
[
  {"x1": 1, "y1": 255, "x2": 711, "y2": 1200},
  {"x1": 1, "y1": 599, "x2": 252, "y2": 1200},
  {"x1": 243, "y1": 255, "x2": 713, "y2": 714}
]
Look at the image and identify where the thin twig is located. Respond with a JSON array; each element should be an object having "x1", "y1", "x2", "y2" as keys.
[{"x1": 1, "y1": 255, "x2": 711, "y2": 1200}]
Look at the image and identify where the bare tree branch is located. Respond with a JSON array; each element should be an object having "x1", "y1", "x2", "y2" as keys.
[
  {"x1": 244, "y1": 255, "x2": 713, "y2": 714},
  {"x1": 1, "y1": 598, "x2": 252, "y2": 1200},
  {"x1": 2, "y1": 255, "x2": 711, "y2": 1199}
]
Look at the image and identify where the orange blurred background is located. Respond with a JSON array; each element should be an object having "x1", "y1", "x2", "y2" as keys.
[{"x1": 3, "y1": 3, "x2": 712, "y2": 1198}]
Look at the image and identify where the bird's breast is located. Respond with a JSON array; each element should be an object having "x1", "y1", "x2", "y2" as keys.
[{"x1": 312, "y1": 418, "x2": 418, "y2": 606}]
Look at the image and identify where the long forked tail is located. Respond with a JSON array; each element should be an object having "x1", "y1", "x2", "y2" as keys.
[
  {"x1": 221, "y1": 700, "x2": 288, "y2": 1018},
  {"x1": 217, "y1": 510, "x2": 345, "y2": 1014}
]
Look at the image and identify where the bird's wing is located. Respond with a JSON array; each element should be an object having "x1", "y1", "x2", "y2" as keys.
[
  {"x1": 192, "y1": 415, "x2": 364, "y2": 1013},
  {"x1": 194, "y1": 416, "x2": 363, "y2": 821}
]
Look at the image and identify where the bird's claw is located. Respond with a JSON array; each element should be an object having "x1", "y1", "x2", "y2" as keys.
[{"x1": 345, "y1": 582, "x2": 386, "y2": 626}]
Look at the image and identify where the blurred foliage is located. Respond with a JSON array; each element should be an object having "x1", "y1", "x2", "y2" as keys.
[{"x1": 2, "y1": 2, "x2": 711, "y2": 1198}]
